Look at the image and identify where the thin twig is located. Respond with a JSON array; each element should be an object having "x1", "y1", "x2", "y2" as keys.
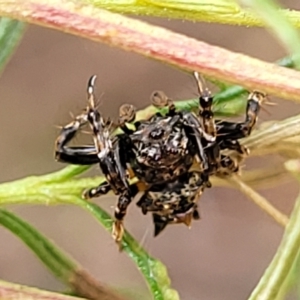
[
  {"x1": 212, "y1": 164, "x2": 288, "y2": 189},
  {"x1": 229, "y1": 174, "x2": 289, "y2": 227}
]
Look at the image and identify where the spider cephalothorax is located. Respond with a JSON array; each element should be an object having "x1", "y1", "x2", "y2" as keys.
[
  {"x1": 55, "y1": 73, "x2": 265, "y2": 246},
  {"x1": 129, "y1": 114, "x2": 206, "y2": 184}
]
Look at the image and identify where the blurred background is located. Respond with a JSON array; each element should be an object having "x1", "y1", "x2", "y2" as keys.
[{"x1": 1, "y1": 1, "x2": 300, "y2": 299}]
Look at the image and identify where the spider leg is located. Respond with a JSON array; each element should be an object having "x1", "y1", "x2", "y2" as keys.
[
  {"x1": 113, "y1": 183, "x2": 140, "y2": 244},
  {"x1": 55, "y1": 113, "x2": 99, "y2": 165},
  {"x1": 85, "y1": 76, "x2": 139, "y2": 245},
  {"x1": 193, "y1": 72, "x2": 221, "y2": 175},
  {"x1": 85, "y1": 77, "x2": 129, "y2": 192},
  {"x1": 83, "y1": 181, "x2": 111, "y2": 198},
  {"x1": 216, "y1": 91, "x2": 266, "y2": 154},
  {"x1": 151, "y1": 90, "x2": 176, "y2": 116},
  {"x1": 88, "y1": 106, "x2": 141, "y2": 245},
  {"x1": 194, "y1": 72, "x2": 217, "y2": 138},
  {"x1": 182, "y1": 112, "x2": 213, "y2": 186}
]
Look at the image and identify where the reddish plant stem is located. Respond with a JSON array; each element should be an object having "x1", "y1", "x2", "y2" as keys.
[{"x1": 1, "y1": 0, "x2": 300, "y2": 101}]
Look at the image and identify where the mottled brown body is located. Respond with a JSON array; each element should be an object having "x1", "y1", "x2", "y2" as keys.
[{"x1": 54, "y1": 74, "x2": 266, "y2": 246}]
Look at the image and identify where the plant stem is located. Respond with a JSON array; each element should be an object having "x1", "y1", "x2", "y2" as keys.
[
  {"x1": 238, "y1": 113, "x2": 300, "y2": 154},
  {"x1": 72, "y1": 197, "x2": 179, "y2": 300},
  {"x1": 229, "y1": 174, "x2": 289, "y2": 227},
  {"x1": 0, "y1": 209, "x2": 127, "y2": 300},
  {"x1": 0, "y1": 18, "x2": 25, "y2": 71},
  {"x1": 0, "y1": 280, "x2": 85, "y2": 300},
  {"x1": 248, "y1": 159, "x2": 300, "y2": 299},
  {"x1": 241, "y1": 0, "x2": 300, "y2": 67},
  {"x1": 212, "y1": 164, "x2": 288, "y2": 189},
  {"x1": 88, "y1": 0, "x2": 300, "y2": 27},
  {"x1": 0, "y1": 1, "x2": 300, "y2": 101}
]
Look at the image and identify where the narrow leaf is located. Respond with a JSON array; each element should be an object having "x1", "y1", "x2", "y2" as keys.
[
  {"x1": 248, "y1": 160, "x2": 300, "y2": 299},
  {"x1": 89, "y1": 0, "x2": 300, "y2": 27},
  {"x1": 0, "y1": 209, "x2": 127, "y2": 300},
  {"x1": 0, "y1": 18, "x2": 25, "y2": 71},
  {"x1": 241, "y1": 0, "x2": 300, "y2": 67}
]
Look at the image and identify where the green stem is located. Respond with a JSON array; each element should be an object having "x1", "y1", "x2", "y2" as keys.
[
  {"x1": 275, "y1": 248, "x2": 300, "y2": 300},
  {"x1": 229, "y1": 175, "x2": 289, "y2": 227},
  {"x1": 241, "y1": 0, "x2": 300, "y2": 67},
  {"x1": 88, "y1": 0, "x2": 300, "y2": 27},
  {"x1": 0, "y1": 209, "x2": 76, "y2": 279},
  {"x1": 0, "y1": 209, "x2": 130, "y2": 300},
  {"x1": 0, "y1": 198, "x2": 178, "y2": 300},
  {"x1": 0, "y1": 180, "x2": 178, "y2": 300},
  {"x1": 0, "y1": 18, "x2": 25, "y2": 71},
  {"x1": 248, "y1": 159, "x2": 300, "y2": 299},
  {"x1": 72, "y1": 197, "x2": 179, "y2": 300}
]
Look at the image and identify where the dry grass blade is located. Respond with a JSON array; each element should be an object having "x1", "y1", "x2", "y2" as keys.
[{"x1": 229, "y1": 174, "x2": 289, "y2": 227}]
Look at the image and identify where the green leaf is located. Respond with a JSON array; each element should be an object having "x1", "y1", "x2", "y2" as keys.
[
  {"x1": 241, "y1": 0, "x2": 300, "y2": 68},
  {"x1": 0, "y1": 174, "x2": 178, "y2": 300},
  {"x1": 2, "y1": 108, "x2": 300, "y2": 298},
  {"x1": 0, "y1": 209, "x2": 132, "y2": 300},
  {"x1": 0, "y1": 18, "x2": 25, "y2": 72},
  {"x1": 0, "y1": 209, "x2": 76, "y2": 280},
  {"x1": 141, "y1": 0, "x2": 241, "y2": 14},
  {"x1": 88, "y1": 0, "x2": 300, "y2": 26}
]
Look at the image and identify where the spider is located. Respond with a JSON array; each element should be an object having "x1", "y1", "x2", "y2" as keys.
[{"x1": 54, "y1": 73, "x2": 265, "y2": 245}]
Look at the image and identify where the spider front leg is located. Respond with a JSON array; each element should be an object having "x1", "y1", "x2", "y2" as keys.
[
  {"x1": 55, "y1": 112, "x2": 99, "y2": 165},
  {"x1": 193, "y1": 72, "x2": 223, "y2": 176},
  {"x1": 182, "y1": 112, "x2": 214, "y2": 187},
  {"x1": 83, "y1": 76, "x2": 138, "y2": 245},
  {"x1": 194, "y1": 72, "x2": 217, "y2": 138},
  {"x1": 216, "y1": 91, "x2": 266, "y2": 154}
]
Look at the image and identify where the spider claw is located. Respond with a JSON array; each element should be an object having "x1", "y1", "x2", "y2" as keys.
[
  {"x1": 87, "y1": 75, "x2": 97, "y2": 109},
  {"x1": 193, "y1": 72, "x2": 211, "y2": 98}
]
